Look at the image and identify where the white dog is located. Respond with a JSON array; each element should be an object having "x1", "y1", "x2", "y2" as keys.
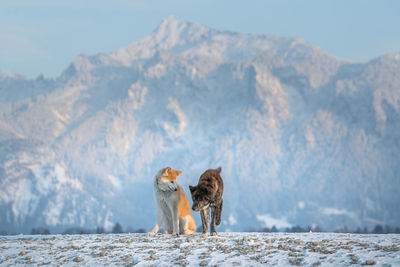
[{"x1": 147, "y1": 167, "x2": 196, "y2": 236}]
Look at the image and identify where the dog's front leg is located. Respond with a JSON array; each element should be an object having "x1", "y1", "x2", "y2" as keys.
[
  {"x1": 200, "y1": 208, "x2": 210, "y2": 237},
  {"x1": 210, "y1": 206, "x2": 217, "y2": 236},
  {"x1": 171, "y1": 204, "x2": 179, "y2": 236},
  {"x1": 147, "y1": 207, "x2": 163, "y2": 237},
  {"x1": 164, "y1": 213, "x2": 173, "y2": 234}
]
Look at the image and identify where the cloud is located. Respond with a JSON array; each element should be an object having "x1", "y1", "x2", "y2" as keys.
[
  {"x1": 256, "y1": 214, "x2": 292, "y2": 229},
  {"x1": 321, "y1": 207, "x2": 359, "y2": 223}
]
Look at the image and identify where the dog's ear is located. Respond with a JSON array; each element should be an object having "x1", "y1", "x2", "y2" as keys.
[
  {"x1": 216, "y1": 167, "x2": 222, "y2": 174},
  {"x1": 165, "y1": 167, "x2": 172, "y2": 174},
  {"x1": 175, "y1": 170, "x2": 183, "y2": 176},
  {"x1": 189, "y1": 185, "x2": 196, "y2": 193}
]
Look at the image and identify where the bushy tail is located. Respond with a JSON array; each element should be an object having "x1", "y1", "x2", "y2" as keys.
[{"x1": 216, "y1": 199, "x2": 223, "y2": 226}]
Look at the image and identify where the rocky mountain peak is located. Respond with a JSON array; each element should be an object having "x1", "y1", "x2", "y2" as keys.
[{"x1": 0, "y1": 18, "x2": 399, "y2": 234}]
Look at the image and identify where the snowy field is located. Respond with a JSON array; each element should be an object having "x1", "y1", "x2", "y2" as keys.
[{"x1": 0, "y1": 232, "x2": 399, "y2": 266}]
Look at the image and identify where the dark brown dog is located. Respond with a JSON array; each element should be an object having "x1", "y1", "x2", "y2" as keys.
[{"x1": 189, "y1": 167, "x2": 223, "y2": 236}]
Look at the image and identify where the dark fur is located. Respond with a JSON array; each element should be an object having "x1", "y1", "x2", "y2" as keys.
[{"x1": 189, "y1": 167, "x2": 223, "y2": 236}]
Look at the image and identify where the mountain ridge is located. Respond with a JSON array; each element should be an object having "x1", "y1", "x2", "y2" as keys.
[{"x1": 0, "y1": 17, "x2": 399, "y2": 233}]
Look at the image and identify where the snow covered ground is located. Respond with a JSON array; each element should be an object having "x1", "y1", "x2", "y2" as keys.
[{"x1": 0, "y1": 232, "x2": 399, "y2": 266}]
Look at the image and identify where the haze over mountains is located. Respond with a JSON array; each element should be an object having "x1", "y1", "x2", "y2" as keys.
[{"x1": 1, "y1": 17, "x2": 399, "y2": 233}]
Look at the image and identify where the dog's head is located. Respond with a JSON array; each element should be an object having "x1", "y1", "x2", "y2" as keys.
[
  {"x1": 155, "y1": 167, "x2": 183, "y2": 192},
  {"x1": 189, "y1": 185, "x2": 211, "y2": 211}
]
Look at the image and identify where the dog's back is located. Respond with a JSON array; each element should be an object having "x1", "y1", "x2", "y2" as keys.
[{"x1": 198, "y1": 167, "x2": 223, "y2": 198}]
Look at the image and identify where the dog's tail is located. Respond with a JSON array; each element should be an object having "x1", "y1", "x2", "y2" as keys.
[{"x1": 216, "y1": 198, "x2": 223, "y2": 226}]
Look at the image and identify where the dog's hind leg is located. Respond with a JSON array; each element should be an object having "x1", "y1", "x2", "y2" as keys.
[
  {"x1": 182, "y1": 215, "x2": 196, "y2": 235},
  {"x1": 147, "y1": 207, "x2": 164, "y2": 237},
  {"x1": 200, "y1": 208, "x2": 210, "y2": 237}
]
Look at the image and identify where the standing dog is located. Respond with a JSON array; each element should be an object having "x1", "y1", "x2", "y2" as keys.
[
  {"x1": 148, "y1": 167, "x2": 196, "y2": 237},
  {"x1": 189, "y1": 167, "x2": 223, "y2": 237}
]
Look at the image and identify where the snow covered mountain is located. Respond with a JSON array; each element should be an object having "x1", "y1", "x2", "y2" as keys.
[{"x1": 1, "y1": 17, "x2": 399, "y2": 233}]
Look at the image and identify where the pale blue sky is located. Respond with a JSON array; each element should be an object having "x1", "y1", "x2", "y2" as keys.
[{"x1": 1, "y1": 0, "x2": 399, "y2": 78}]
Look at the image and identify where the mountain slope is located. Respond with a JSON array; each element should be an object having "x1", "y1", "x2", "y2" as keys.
[{"x1": 0, "y1": 17, "x2": 399, "y2": 233}]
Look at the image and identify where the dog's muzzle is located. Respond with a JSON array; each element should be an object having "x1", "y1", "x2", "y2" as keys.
[{"x1": 192, "y1": 205, "x2": 200, "y2": 211}]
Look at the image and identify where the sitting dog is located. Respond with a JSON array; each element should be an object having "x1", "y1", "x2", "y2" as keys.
[
  {"x1": 189, "y1": 167, "x2": 223, "y2": 237},
  {"x1": 148, "y1": 167, "x2": 196, "y2": 237}
]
